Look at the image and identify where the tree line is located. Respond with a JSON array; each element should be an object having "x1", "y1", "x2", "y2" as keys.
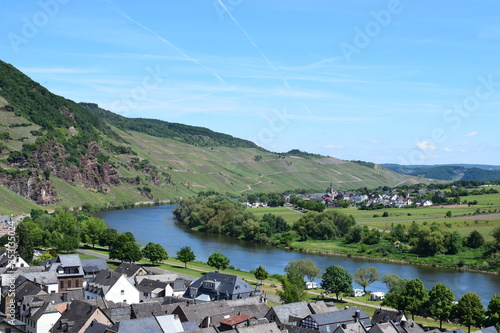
[
  {"x1": 173, "y1": 192, "x2": 294, "y2": 245},
  {"x1": 272, "y1": 259, "x2": 499, "y2": 333}
]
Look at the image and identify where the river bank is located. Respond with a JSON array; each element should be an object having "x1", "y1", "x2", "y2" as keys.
[{"x1": 97, "y1": 205, "x2": 500, "y2": 306}]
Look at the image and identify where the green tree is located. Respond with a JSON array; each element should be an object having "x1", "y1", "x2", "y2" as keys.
[
  {"x1": 427, "y1": 282, "x2": 455, "y2": 329},
  {"x1": 207, "y1": 252, "x2": 230, "y2": 271},
  {"x1": 98, "y1": 228, "x2": 118, "y2": 249},
  {"x1": 142, "y1": 242, "x2": 168, "y2": 265},
  {"x1": 401, "y1": 278, "x2": 428, "y2": 320},
  {"x1": 54, "y1": 234, "x2": 79, "y2": 253},
  {"x1": 444, "y1": 231, "x2": 463, "y2": 255},
  {"x1": 176, "y1": 246, "x2": 196, "y2": 268},
  {"x1": 254, "y1": 265, "x2": 269, "y2": 283},
  {"x1": 485, "y1": 293, "x2": 500, "y2": 331},
  {"x1": 384, "y1": 278, "x2": 427, "y2": 320},
  {"x1": 80, "y1": 217, "x2": 107, "y2": 248},
  {"x1": 354, "y1": 266, "x2": 380, "y2": 293},
  {"x1": 276, "y1": 273, "x2": 307, "y2": 304},
  {"x1": 16, "y1": 222, "x2": 34, "y2": 263},
  {"x1": 467, "y1": 230, "x2": 485, "y2": 249},
  {"x1": 53, "y1": 211, "x2": 78, "y2": 238},
  {"x1": 454, "y1": 292, "x2": 485, "y2": 333},
  {"x1": 110, "y1": 237, "x2": 142, "y2": 263},
  {"x1": 285, "y1": 258, "x2": 321, "y2": 282},
  {"x1": 321, "y1": 265, "x2": 353, "y2": 300}
]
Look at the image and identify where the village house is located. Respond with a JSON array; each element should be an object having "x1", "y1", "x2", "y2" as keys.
[
  {"x1": 50, "y1": 299, "x2": 113, "y2": 333},
  {"x1": 84, "y1": 270, "x2": 140, "y2": 305},
  {"x1": 299, "y1": 307, "x2": 371, "y2": 332},
  {"x1": 114, "y1": 263, "x2": 148, "y2": 278},
  {"x1": 40, "y1": 255, "x2": 84, "y2": 292},
  {"x1": 265, "y1": 301, "x2": 311, "y2": 328},
  {"x1": 184, "y1": 272, "x2": 256, "y2": 302}
]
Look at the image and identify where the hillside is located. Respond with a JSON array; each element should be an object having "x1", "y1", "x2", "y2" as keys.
[
  {"x1": 382, "y1": 164, "x2": 500, "y2": 181},
  {"x1": 0, "y1": 60, "x2": 438, "y2": 214}
]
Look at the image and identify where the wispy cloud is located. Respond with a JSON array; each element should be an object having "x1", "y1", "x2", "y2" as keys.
[
  {"x1": 465, "y1": 131, "x2": 478, "y2": 137},
  {"x1": 416, "y1": 141, "x2": 437, "y2": 150}
]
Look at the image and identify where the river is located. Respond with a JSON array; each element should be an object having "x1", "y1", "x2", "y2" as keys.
[{"x1": 95, "y1": 205, "x2": 500, "y2": 305}]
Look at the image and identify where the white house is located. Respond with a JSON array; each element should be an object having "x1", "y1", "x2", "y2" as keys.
[
  {"x1": 85, "y1": 270, "x2": 140, "y2": 304},
  {"x1": 21, "y1": 301, "x2": 61, "y2": 333}
]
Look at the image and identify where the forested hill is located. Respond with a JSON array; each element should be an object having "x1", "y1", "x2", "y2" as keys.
[
  {"x1": 80, "y1": 103, "x2": 258, "y2": 148},
  {"x1": 382, "y1": 164, "x2": 500, "y2": 181},
  {"x1": 0, "y1": 60, "x2": 437, "y2": 214}
]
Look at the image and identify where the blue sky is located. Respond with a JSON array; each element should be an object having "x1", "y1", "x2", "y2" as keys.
[{"x1": 2, "y1": 0, "x2": 500, "y2": 165}]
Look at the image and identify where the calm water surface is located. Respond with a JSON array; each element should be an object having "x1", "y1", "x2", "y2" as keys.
[{"x1": 95, "y1": 205, "x2": 500, "y2": 305}]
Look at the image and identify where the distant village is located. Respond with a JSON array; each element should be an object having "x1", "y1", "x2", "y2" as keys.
[
  {"x1": 244, "y1": 183, "x2": 438, "y2": 209},
  {"x1": 0, "y1": 252, "x2": 497, "y2": 333}
]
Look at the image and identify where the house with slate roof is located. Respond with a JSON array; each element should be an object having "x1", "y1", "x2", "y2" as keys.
[
  {"x1": 113, "y1": 263, "x2": 148, "y2": 278},
  {"x1": 334, "y1": 322, "x2": 368, "y2": 333},
  {"x1": 0, "y1": 318, "x2": 26, "y2": 332},
  {"x1": 371, "y1": 309, "x2": 406, "y2": 325},
  {"x1": 85, "y1": 270, "x2": 139, "y2": 305},
  {"x1": 130, "y1": 301, "x2": 163, "y2": 319},
  {"x1": 105, "y1": 314, "x2": 183, "y2": 333},
  {"x1": 0, "y1": 249, "x2": 29, "y2": 269},
  {"x1": 80, "y1": 259, "x2": 109, "y2": 285},
  {"x1": 236, "y1": 321, "x2": 282, "y2": 333},
  {"x1": 136, "y1": 278, "x2": 171, "y2": 301},
  {"x1": 265, "y1": 301, "x2": 311, "y2": 328},
  {"x1": 41, "y1": 254, "x2": 84, "y2": 292},
  {"x1": 299, "y1": 307, "x2": 371, "y2": 332},
  {"x1": 184, "y1": 272, "x2": 255, "y2": 301},
  {"x1": 21, "y1": 293, "x2": 80, "y2": 332},
  {"x1": 369, "y1": 322, "x2": 400, "y2": 333},
  {"x1": 21, "y1": 300, "x2": 61, "y2": 333},
  {"x1": 50, "y1": 299, "x2": 113, "y2": 333},
  {"x1": 171, "y1": 299, "x2": 234, "y2": 328}
]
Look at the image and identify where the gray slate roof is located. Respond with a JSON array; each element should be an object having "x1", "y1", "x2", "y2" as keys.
[
  {"x1": 237, "y1": 322, "x2": 281, "y2": 333},
  {"x1": 305, "y1": 307, "x2": 371, "y2": 328},
  {"x1": 266, "y1": 301, "x2": 311, "y2": 325},
  {"x1": 184, "y1": 272, "x2": 254, "y2": 300},
  {"x1": 473, "y1": 327, "x2": 499, "y2": 333},
  {"x1": 52, "y1": 299, "x2": 111, "y2": 333},
  {"x1": 371, "y1": 308, "x2": 405, "y2": 325},
  {"x1": 86, "y1": 270, "x2": 123, "y2": 296},
  {"x1": 114, "y1": 263, "x2": 147, "y2": 277},
  {"x1": 81, "y1": 259, "x2": 109, "y2": 275},
  {"x1": 131, "y1": 301, "x2": 164, "y2": 318}
]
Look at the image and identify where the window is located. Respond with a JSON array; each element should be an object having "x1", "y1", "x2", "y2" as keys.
[
  {"x1": 75, "y1": 280, "x2": 79, "y2": 287},
  {"x1": 121, "y1": 290, "x2": 125, "y2": 295},
  {"x1": 68, "y1": 280, "x2": 72, "y2": 288},
  {"x1": 60, "y1": 281, "x2": 64, "y2": 289}
]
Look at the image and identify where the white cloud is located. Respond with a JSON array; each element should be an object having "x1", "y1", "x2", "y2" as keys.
[
  {"x1": 416, "y1": 141, "x2": 437, "y2": 150},
  {"x1": 325, "y1": 144, "x2": 345, "y2": 149},
  {"x1": 443, "y1": 147, "x2": 453, "y2": 152},
  {"x1": 371, "y1": 140, "x2": 381, "y2": 144},
  {"x1": 465, "y1": 132, "x2": 478, "y2": 137}
]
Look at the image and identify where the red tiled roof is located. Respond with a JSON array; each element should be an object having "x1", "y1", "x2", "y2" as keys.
[{"x1": 219, "y1": 314, "x2": 253, "y2": 326}]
